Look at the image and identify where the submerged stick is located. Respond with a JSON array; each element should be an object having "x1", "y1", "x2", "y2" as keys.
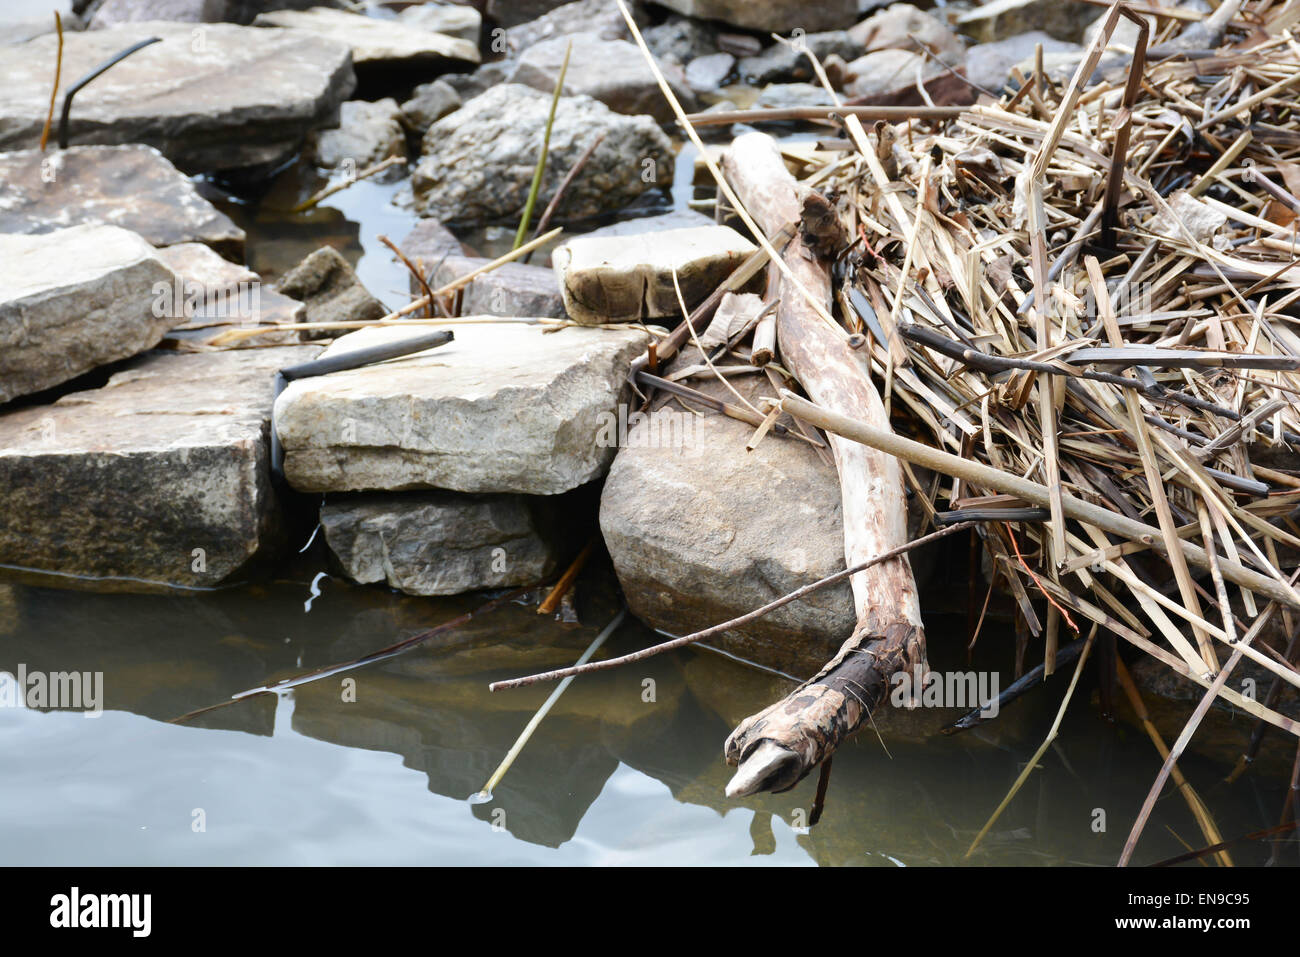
[
  {"x1": 291, "y1": 155, "x2": 406, "y2": 213},
  {"x1": 477, "y1": 608, "x2": 626, "y2": 801},
  {"x1": 170, "y1": 586, "x2": 533, "y2": 724},
  {"x1": 489, "y1": 522, "x2": 973, "y2": 692}
]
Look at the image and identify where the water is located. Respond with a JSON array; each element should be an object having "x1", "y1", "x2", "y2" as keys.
[{"x1": 3, "y1": 0, "x2": 1295, "y2": 868}]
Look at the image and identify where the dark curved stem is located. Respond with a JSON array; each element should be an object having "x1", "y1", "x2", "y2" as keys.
[{"x1": 58, "y1": 36, "x2": 163, "y2": 150}]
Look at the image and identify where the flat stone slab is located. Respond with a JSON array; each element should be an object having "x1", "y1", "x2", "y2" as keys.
[
  {"x1": 254, "y1": 7, "x2": 479, "y2": 69},
  {"x1": 412, "y1": 84, "x2": 674, "y2": 226},
  {"x1": 511, "y1": 32, "x2": 695, "y2": 123},
  {"x1": 0, "y1": 146, "x2": 246, "y2": 258},
  {"x1": 0, "y1": 225, "x2": 178, "y2": 403},
  {"x1": 0, "y1": 22, "x2": 355, "y2": 171},
  {"x1": 321, "y1": 492, "x2": 557, "y2": 596},
  {"x1": 274, "y1": 321, "x2": 648, "y2": 494},
  {"x1": 956, "y1": 0, "x2": 1098, "y2": 44},
  {"x1": 0, "y1": 345, "x2": 321, "y2": 591},
  {"x1": 552, "y1": 225, "x2": 755, "y2": 324}
]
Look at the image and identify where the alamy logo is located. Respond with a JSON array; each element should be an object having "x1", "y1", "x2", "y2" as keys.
[
  {"x1": 595, "y1": 405, "x2": 697, "y2": 449},
  {"x1": 889, "y1": 666, "x2": 1000, "y2": 717},
  {"x1": 151, "y1": 277, "x2": 262, "y2": 325},
  {"x1": 49, "y1": 888, "x2": 150, "y2": 937},
  {"x1": 0, "y1": 665, "x2": 103, "y2": 716}
]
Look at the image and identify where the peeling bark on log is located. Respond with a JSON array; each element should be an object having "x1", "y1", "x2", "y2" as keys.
[{"x1": 720, "y1": 132, "x2": 924, "y2": 797}]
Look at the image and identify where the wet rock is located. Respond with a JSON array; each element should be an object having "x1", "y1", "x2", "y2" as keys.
[
  {"x1": 505, "y1": 0, "x2": 636, "y2": 51},
  {"x1": 254, "y1": 7, "x2": 479, "y2": 70},
  {"x1": 653, "y1": 0, "x2": 858, "y2": 33},
  {"x1": 321, "y1": 492, "x2": 558, "y2": 596},
  {"x1": 848, "y1": 4, "x2": 965, "y2": 59},
  {"x1": 956, "y1": 0, "x2": 1099, "y2": 44},
  {"x1": 511, "y1": 33, "x2": 695, "y2": 123},
  {"x1": 308, "y1": 98, "x2": 406, "y2": 171},
  {"x1": 412, "y1": 84, "x2": 674, "y2": 226},
  {"x1": 274, "y1": 321, "x2": 649, "y2": 494},
  {"x1": 276, "y1": 246, "x2": 388, "y2": 335},
  {"x1": 0, "y1": 146, "x2": 245, "y2": 259},
  {"x1": 599, "y1": 353, "x2": 857, "y2": 676},
  {"x1": 685, "y1": 52, "x2": 735, "y2": 92},
  {"x1": 736, "y1": 31, "x2": 856, "y2": 85},
  {"x1": 0, "y1": 345, "x2": 320, "y2": 591},
  {"x1": 964, "y1": 31, "x2": 1080, "y2": 92},
  {"x1": 396, "y1": 2, "x2": 481, "y2": 43},
  {"x1": 0, "y1": 225, "x2": 178, "y2": 404},
  {"x1": 399, "y1": 79, "x2": 462, "y2": 134},
  {"x1": 0, "y1": 22, "x2": 355, "y2": 172},
  {"x1": 431, "y1": 256, "x2": 564, "y2": 318},
  {"x1": 845, "y1": 49, "x2": 945, "y2": 100},
  {"x1": 552, "y1": 225, "x2": 756, "y2": 324},
  {"x1": 153, "y1": 243, "x2": 307, "y2": 350},
  {"x1": 755, "y1": 82, "x2": 835, "y2": 109}
]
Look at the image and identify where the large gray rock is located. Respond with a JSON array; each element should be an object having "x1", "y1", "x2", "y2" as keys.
[
  {"x1": 0, "y1": 22, "x2": 356, "y2": 172},
  {"x1": 431, "y1": 256, "x2": 564, "y2": 318},
  {"x1": 485, "y1": 0, "x2": 572, "y2": 28},
  {"x1": 846, "y1": 49, "x2": 945, "y2": 100},
  {"x1": 511, "y1": 33, "x2": 695, "y2": 123},
  {"x1": 552, "y1": 224, "x2": 756, "y2": 324},
  {"x1": 307, "y1": 98, "x2": 406, "y2": 171},
  {"x1": 0, "y1": 345, "x2": 320, "y2": 591},
  {"x1": 412, "y1": 84, "x2": 674, "y2": 226},
  {"x1": 599, "y1": 354, "x2": 856, "y2": 676},
  {"x1": 85, "y1": 0, "x2": 341, "y2": 27},
  {"x1": 652, "y1": 0, "x2": 858, "y2": 32},
  {"x1": 321, "y1": 492, "x2": 558, "y2": 596},
  {"x1": 957, "y1": 0, "x2": 1099, "y2": 44},
  {"x1": 398, "y1": 218, "x2": 464, "y2": 291},
  {"x1": 254, "y1": 7, "x2": 479, "y2": 69},
  {"x1": 274, "y1": 322, "x2": 649, "y2": 494},
  {"x1": 0, "y1": 146, "x2": 246, "y2": 258},
  {"x1": 0, "y1": 225, "x2": 178, "y2": 403}
]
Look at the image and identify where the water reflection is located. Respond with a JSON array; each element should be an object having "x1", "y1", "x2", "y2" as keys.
[{"x1": 1, "y1": 570, "x2": 1292, "y2": 866}]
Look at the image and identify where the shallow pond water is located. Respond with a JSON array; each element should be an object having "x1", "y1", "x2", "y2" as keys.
[{"x1": 3, "y1": 0, "x2": 1296, "y2": 869}]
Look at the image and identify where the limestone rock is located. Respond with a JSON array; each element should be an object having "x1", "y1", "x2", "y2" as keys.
[
  {"x1": 578, "y1": 208, "x2": 716, "y2": 241},
  {"x1": 431, "y1": 256, "x2": 564, "y2": 318},
  {"x1": 0, "y1": 146, "x2": 246, "y2": 258},
  {"x1": 0, "y1": 345, "x2": 321, "y2": 591},
  {"x1": 845, "y1": 49, "x2": 945, "y2": 100},
  {"x1": 651, "y1": 0, "x2": 858, "y2": 33},
  {"x1": 504, "y1": 0, "x2": 634, "y2": 52},
  {"x1": 399, "y1": 79, "x2": 462, "y2": 134},
  {"x1": 412, "y1": 84, "x2": 674, "y2": 225},
  {"x1": 0, "y1": 225, "x2": 178, "y2": 403},
  {"x1": 254, "y1": 7, "x2": 479, "y2": 70},
  {"x1": 756, "y1": 82, "x2": 835, "y2": 109},
  {"x1": 397, "y1": 218, "x2": 464, "y2": 293},
  {"x1": 276, "y1": 246, "x2": 388, "y2": 335},
  {"x1": 273, "y1": 321, "x2": 649, "y2": 494},
  {"x1": 321, "y1": 492, "x2": 557, "y2": 596},
  {"x1": 599, "y1": 354, "x2": 856, "y2": 675},
  {"x1": 552, "y1": 225, "x2": 756, "y2": 324},
  {"x1": 511, "y1": 33, "x2": 695, "y2": 122},
  {"x1": 686, "y1": 52, "x2": 735, "y2": 92},
  {"x1": 485, "y1": 0, "x2": 573, "y2": 28},
  {"x1": 308, "y1": 98, "x2": 406, "y2": 171},
  {"x1": 0, "y1": 22, "x2": 356, "y2": 171}
]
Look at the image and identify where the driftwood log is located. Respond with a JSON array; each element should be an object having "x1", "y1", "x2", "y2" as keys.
[{"x1": 719, "y1": 132, "x2": 923, "y2": 797}]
